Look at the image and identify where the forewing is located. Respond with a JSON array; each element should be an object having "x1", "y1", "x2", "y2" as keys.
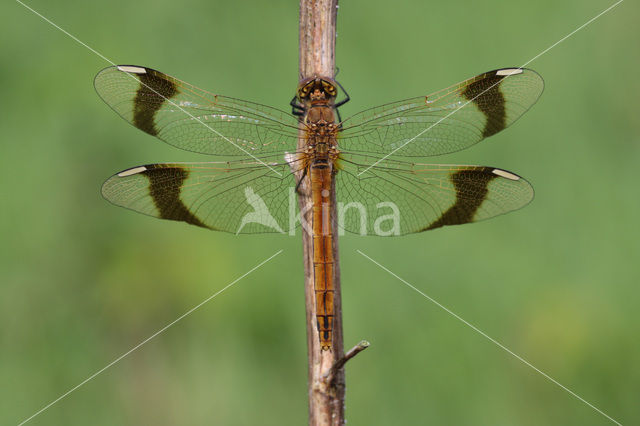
[
  {"x1": 338, "y1": 68, "x2": 543, "y2": 157},
  {"x1": 101, "y1": 156, "x2": 305, "y2": 234},
  {"x1": 94, "y1": 65, "x2": 300, "y2": 156},
  {"x1": 336, "y1": 154, "x2": 534, "y2": 235}
]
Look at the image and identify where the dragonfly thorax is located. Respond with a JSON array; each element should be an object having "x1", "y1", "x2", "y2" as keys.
[
  {"x1": 304, "y1": 120, "x2": 339, "y2": 163},
  {"x1": 305, "y1": 106, "x2": 336, "y2": 125}
]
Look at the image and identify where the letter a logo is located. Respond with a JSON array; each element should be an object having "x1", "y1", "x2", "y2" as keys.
[{"x1": 236, "y1": 187, "x2": 284, "y2": 234}]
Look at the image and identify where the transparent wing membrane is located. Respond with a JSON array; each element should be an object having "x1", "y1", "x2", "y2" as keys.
[
  {"x1": 94, "y1": 65, "x2": 301, "y2": 156},
  {"x1": 102, "y1": 155, "x2": 306, "y2": 234},
  {"x1": 336, "y1": 154, "x2": 534, "y2": 235},
  {"x1": 338, "y1": 68, "x2": 543, "y2": 157}
]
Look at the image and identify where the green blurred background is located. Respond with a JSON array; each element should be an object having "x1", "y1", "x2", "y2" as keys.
[{"x1": 2, "y1": 0, "x2": 638, "y2": 424}]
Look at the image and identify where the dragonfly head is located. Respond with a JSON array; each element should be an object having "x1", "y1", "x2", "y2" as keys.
[{"x1": 297, "y1": 77, "x2": 338, "y2": 103}]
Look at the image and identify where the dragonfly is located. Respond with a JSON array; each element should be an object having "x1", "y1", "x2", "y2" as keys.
[{"x1": 95, "y1": 65, "x2": 543, "y2": 350}]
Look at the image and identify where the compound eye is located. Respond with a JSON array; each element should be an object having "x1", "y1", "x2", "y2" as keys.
[
  {"x1": 300, "y1": 84, "x2": 312, "y2": 96},
  {"x1": 322, "y1": 82, "x2": 337, "y2": 96}
]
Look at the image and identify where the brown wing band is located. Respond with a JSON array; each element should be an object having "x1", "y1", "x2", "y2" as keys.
[
  {"x1": 133, "y1": 69, "x2": 178, "y2": 136},
  {"x1": 461, "y1": 73, "x2": 507, "y2": 138},
  {"x1": 424, "y1": 168, "x2": 498, "y2": 231},
  {"x1": 142, "y1": 165, "x2": 210, "y2": 229}
]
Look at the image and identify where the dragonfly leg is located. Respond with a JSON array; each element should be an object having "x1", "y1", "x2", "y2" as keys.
[
  {"x1": 295, "y1": 167, "x2": 309, "y2": 194},
  {"x1": 334, "y1": 80, "x2": 351, "y2": 108},
  {"x1": 334, "y1": 79, "x2": 350, "y2": 125},
  {"x1": 290, "y1": 95, "x2": 305, "y2": 117}
]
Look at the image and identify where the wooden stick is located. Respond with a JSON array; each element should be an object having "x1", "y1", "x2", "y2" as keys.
[
  {"x1": 297, "y1": 1, "x2": 346, "y2": 425},
  {"x1": 324, "y1": 340, "x2": 371, "y2": 385}
]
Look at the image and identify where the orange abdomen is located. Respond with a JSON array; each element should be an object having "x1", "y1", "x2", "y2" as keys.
[{"x1": 310, "y1": 163, "x2": 334, "y2": 350}]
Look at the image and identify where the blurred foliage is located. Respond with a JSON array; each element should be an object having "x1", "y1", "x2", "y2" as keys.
[{"x1": 1, "y1": 0, "x2": 639, "y2": 424}]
